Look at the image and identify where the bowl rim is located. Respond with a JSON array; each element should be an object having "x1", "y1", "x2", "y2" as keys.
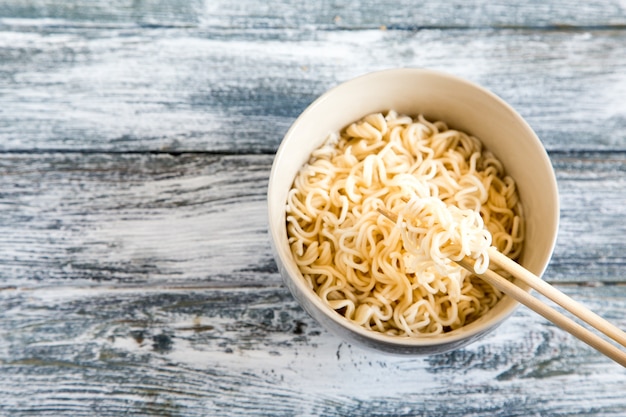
[{"x1": 268, "y1": 67, "x2": 560, "y2": 348}]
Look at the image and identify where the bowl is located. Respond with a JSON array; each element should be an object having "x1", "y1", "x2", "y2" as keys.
[{"x1": 267, "y1": 68, "x2": 559, "y2": 355}]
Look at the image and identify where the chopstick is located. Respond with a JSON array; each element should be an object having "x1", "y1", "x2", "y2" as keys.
[
  {"x1": 376, "y1": 207, "x2": 626, "y2": 367},
  {"x1": 457, "y1": 253, "x2": 626, "y2": 368},
  {"x1": 487, "y1": 247, "x2": 626, "y2": 348}
]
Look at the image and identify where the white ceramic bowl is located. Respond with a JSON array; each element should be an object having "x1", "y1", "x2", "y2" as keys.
[{"x1": 267, "y1": 68, "x2": 559, "y2": 354}]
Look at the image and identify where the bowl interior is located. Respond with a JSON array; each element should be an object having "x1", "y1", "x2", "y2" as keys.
[{"x1": 268, "y1": 68, "x2": 559, "y2": 352}]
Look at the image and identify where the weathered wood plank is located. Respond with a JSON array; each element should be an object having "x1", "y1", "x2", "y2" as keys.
[
  {"x1": 0, "y1": 26, "x2": 625, "y2": 153},
  {"x1": 1, "y1": 0, "x2": 625, "y2": 28},
  {"x1": 550, "y1": 151, "x2": 626, "y2": 282},
  {"x1": 1, "y1": 284, "x2": 625, "y2": 416},
  {"x1": 0, "y1": 153, "x2": 275, "y2": 287},
  {"x1": 0, "y1": 152, "x2": 623, "y2": 288}
]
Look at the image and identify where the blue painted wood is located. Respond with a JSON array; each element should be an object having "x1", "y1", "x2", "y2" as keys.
[
  {"x1": 0, "y1": 284, "x2": 625, "y2": 416},
  {"x1": 1, "y1": 0, "x2": 625, "y2": 28},
  {"x1": 0, "y1": 28, "x2": 624, "y2": 153},
  {"x1": 0, "y1": 1, "x2": 625, "y2": 416},
  {"x1": 0, "y1": 152, "x2": 622, "y2": 288}
]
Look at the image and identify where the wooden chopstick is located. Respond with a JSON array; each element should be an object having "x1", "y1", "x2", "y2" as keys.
[
  {"x1": 486, "y1": 247, "x2": 626, "y2": 348},
  {"x1": 376, "y1": 207, "x2": 626, "y2": 367},
  {"x1": 458, "y1": 254, "x2": 626, "y2": 368}
]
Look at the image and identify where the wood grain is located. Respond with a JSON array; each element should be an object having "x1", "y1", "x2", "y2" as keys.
[
  {"x1": 550, "y1": 151, "x2": 626, "y2": 282},
  {"x1": 0, "y1": 153, "x2": 274, "y2": 287},
  {"x1": 1, "y1": 0, "x2": 625, "y2": 28},
  {"x1": 0, "y1": 25, "x2": 625, "y2": 153},
  {"x1": 1, "y1": 284, "x2": 625, "y2": 416},
  {"x1": 0, "y1": 151, "x2": 623, "y2": 289}
]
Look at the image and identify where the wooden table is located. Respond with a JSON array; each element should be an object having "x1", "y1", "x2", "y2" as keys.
[{"x1": 1, "y1": 1, "x2": 625, "y2": 415}]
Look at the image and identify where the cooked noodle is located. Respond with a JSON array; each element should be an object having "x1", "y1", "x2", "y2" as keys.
[{"x1": 286, "y1": 111, "x2": 524, "y2": 336}]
